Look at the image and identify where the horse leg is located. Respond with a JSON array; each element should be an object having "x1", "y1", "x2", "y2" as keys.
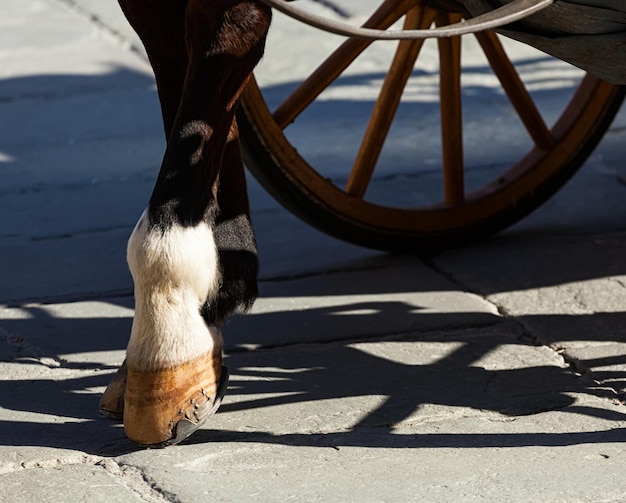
[
  {"x1": 124, "y1": 0, "x2": 269, "y2": 446},
  {"x1": 113, "y1": 0, "x2": 260, "y2": 325},
  {"x1": 100, "y1": 0, "x2": 270, "y2": 446}
]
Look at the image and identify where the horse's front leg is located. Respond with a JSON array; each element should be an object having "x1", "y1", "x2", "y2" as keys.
[{"x1": 102, "y1": 0, "x2": 271, "y2": 446}]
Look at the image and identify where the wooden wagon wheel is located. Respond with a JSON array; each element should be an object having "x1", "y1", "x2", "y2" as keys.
[{"x1": 238, "y1": 0, "x2": 626, "y2": 253}]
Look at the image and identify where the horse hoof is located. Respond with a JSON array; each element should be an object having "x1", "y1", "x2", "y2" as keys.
[
  {"x1": 99, "y1": 360, "x2": 127, "y2": 421},
  {"x1": 123, "y1": 352, "x2": 228, "y2": 447}
]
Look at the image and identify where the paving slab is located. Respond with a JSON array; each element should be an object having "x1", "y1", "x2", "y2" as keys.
[
  {"x1": 432, "y1": 232, "x2": 626, "y2": 399},
  {"x1": 0, "y1": 463, "x2": 143, "y2": 503},
  {"x1": 226, "y1": 257, "x2": 500, "y2": 350},
  {"x1": 0, "y1": 230, "x2": 133, "y2": 304},
  {"x1": 118, "y1": 420, "x2": 626, "y2": 503}
]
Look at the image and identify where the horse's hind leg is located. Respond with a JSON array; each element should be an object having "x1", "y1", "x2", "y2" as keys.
[{"x1": 101, "y1": 0, "x2": 270, "y2": 446}]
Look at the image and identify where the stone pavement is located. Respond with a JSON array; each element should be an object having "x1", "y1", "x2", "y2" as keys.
[{"x1": 2, "y1": 1, "x2": 626, "y2": 501}]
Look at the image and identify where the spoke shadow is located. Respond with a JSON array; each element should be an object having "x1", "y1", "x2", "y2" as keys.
[{"x1": 188, "y1": 312, "x2": 626, "y2": 448}]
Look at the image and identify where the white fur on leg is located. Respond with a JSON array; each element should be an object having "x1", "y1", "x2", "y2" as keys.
[{"x1": 126, "y1": 209, "x2": 222, "y2": 371}]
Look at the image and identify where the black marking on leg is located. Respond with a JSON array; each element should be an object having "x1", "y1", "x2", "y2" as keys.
[{"x1": 203, "y1": 214, "x2": 259, "y2": 325}]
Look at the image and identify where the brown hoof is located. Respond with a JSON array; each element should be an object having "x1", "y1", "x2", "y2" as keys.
[
  {"x1": 99, "y1": 360, "x2": 127, "y2": 421},
  {"x1": 123, "y1": 351, "x2": 228, "y2": 447}
]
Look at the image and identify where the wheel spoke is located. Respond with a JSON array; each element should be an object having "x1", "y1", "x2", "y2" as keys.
[
  {"x1": 475, "y1": 30, "x2": 554, "y2": 149},
  {"x1": 346, "y1": 5, "x2": 437, "y2": 198},
  {"x1": 438, "y1": 13, "x2": 464, "y2": 205},
  {"x1": 272, "y1": 0, "x2": 415, "y2": 129}
]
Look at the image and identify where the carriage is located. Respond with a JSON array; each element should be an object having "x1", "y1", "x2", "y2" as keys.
[{"x1": 236, "y1": 0, "x2": 626, "y2": 252}]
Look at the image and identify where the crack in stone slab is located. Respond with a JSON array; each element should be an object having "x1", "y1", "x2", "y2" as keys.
[
  {"x1": 0, "y1": 454, "x2": 101, "y2": 476},
  {"x1": 97, "y1": 459, "x2": 180, "y2": 503},
  {"x1": 53, "y1": 0, "x2": 146, "y2": 58}
]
